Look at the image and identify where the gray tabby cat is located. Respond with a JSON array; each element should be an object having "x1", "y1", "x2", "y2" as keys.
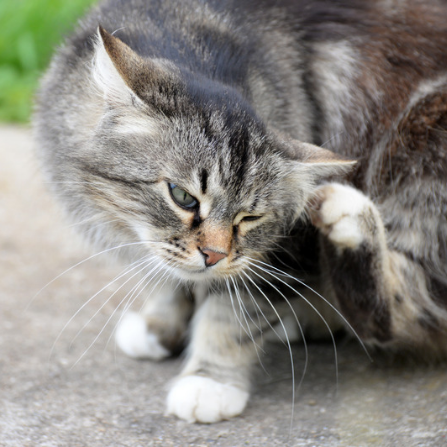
[{"x1": 34, "y1": 0, "x2": 447, "y2": 423}]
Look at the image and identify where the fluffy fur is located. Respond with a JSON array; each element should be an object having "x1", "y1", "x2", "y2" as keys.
[{"x1": 35, "y1": 0, "x2": 447, "y2": 423}]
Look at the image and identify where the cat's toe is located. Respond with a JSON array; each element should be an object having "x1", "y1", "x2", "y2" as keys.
[
  {"x1": 115, "y1": 311, "x2": 170, "y2": 360},
  {"x1": 166, "y1": 375, "x2": 249, "y2": 423},
  {"x1": 309, "y1": 183, "x2": 377, "y2": 249}
]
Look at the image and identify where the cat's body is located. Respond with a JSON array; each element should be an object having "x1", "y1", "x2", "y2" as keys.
[{"x1": 35, "y1": 0, "x2": 447, "y2": 423}]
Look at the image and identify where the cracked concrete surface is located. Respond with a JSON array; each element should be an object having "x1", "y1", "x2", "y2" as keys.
[{"x1": 1, "y1": 125, "x2": 447, "y2": 446}]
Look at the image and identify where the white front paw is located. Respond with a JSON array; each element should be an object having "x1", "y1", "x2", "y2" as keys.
[
  {"x1": 166, "y1": 375, "x2": 249, "y2": 423},
  {"x1": 309, "y1": 183, "x2": 376, "y2": 249},
  {"x1": 115, "y1": 311, "x2": 170, "y2": 360}
]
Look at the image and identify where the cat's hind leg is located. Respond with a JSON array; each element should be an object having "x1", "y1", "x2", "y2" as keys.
[
  {"x1": 309, "y1": 182, "x2": 447, "y2": 356},
  {"x1": 115, "y1": 282, "x2": 193, "y2": 360}
]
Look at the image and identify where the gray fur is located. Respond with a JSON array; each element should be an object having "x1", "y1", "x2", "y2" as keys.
[{"x1": 35, "y1": 0, "x2": 447, "y2": 423}]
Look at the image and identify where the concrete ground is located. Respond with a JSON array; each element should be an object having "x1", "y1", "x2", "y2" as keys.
[{"x1": 1, "y1": 125, "x2": 446, "y2": 446}]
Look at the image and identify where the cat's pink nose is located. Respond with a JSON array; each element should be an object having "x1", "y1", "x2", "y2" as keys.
[{"x1": 199, "y1": 248, "x2": 228, "y2": 267}]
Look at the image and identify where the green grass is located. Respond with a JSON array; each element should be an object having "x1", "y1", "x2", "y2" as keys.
[{"x1": 0, "y1": 0, "x2": 96, "y2": 123}]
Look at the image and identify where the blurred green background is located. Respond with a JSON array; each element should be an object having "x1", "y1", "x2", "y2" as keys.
[{"x1": 0, "y1": 0, "x2": 96, "y2": 123}]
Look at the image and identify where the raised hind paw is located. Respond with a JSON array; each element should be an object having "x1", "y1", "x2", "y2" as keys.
[
  {"x1": 115, "y1": 311, "x2": 170, "y2": 360},
  {"x1": 308, "y1": 183, "x2": 381, "y2": 250},
  {"x1": 166, "y1": 375, "x2": 249, "y2": 423}
]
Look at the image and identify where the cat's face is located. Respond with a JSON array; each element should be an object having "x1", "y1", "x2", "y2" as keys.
[
  {"x1": 84, "y1": 105, "x2": 306, "y2": 282},
  {"x1": 59, "y1": 27, "x2": 352, "y2": 283}
]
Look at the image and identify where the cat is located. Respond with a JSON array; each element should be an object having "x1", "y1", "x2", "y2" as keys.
[{"x1": 34, "y1": 0, "x2": 447, "y2": 423}]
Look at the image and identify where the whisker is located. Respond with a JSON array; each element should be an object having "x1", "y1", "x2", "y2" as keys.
[
  {"x1": 225, "y1": 279, "x2": 244, "y2": 347},
  {"x1": 230, "y1": 276, "x2": 262, "y2": 333},
  {"x1": 238, "y1": 275, "x2": 264, "y2": 343},
  {"x1": 136, "y1": 259, "x2": 176, "y2": 315},
  {"x1": 245, "y1": 256, "x2": 371, "y2": 361},
  {"x1": 43, "y1": 181, "x2": 101, "y2": 185},
  {"x1": 245, "y1": 261, "x2": 338, "y2": 391},
  {"x1": 70, "y1": 258, "x2": 165, "y2": 367},
  {"x1": 241, "y1": 271, "x2": 296, "y2": 432},
  {"x1": 230, "y1": 276, "x2": 265, "y2": 359},
  {"x1": 237, "y1": 274, "x2": 276, "y2": 375},
  {"x1": 320, "y1": 130, "x2": 346, "y2": 149},
  {"x1": 224, "y1": 280, "x2": 263, "y2": 352},
  {"x1": 49, "y1": 255, "x2": 152, "y2": 359},
  {"x1": 106, "y1": 259, "x2": 169, "y2": 351},
  {"x1": 27, "y1": 240, "x2": 161, "y2": 310},
  {"x1": 108, "y1": 257, "x2": 179, "y2": 354},
  {"x1": 238, "y1": 274, "x2": 286, "y2": 348},
  {"x1": 65, "y1": 217, "x2": 121, "y2": 230},
  {"x1": 68, "y1": 257, "x2": 158, "y2": 351},
  {"x1": 243, "y1": 264, "x2": 309, "y2": 393}
]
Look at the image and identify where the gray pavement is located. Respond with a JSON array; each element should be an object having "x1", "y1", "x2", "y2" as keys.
[{"x1": 1, "y1": 125, "x2": 446, "y2": 446}]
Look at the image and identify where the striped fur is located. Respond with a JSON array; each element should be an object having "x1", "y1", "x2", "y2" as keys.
[{"x1": 35, "y1": 0, "x2": 447, "y2": 423}]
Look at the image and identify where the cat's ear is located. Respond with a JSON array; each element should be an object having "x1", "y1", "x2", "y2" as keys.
[
  {"x1": 281, "y1": 140, "x2": 355, "y2": 217},
  {"x1": 93, "y1": 26, "x2": 172, "y2": 106},
  {"x1": 296, "y1": 141, "x2": 356, "y2": 178},
  {"x1": 285, "y1": 140, "x2": 356, "y2": 181},
  {"x1": 92, "y1": 26, "x2": 140, "y2": 105}
]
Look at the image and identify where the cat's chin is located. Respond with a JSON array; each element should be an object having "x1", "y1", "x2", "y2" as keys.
[{"x1": 172, "y1": 266, "x2": 225, "y2": 282}]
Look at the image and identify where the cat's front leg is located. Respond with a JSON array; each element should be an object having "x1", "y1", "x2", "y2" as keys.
[
  {"x1": 166, "y1": 294, "x2": 257, "y2": 423},
  {"x1": 115, "y1": 282, "x2": 193, "y2": 360}
]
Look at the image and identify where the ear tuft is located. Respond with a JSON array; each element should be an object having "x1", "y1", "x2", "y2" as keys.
[
  {"x1": 93, "y1": 26, "x2": 177, "y2": 108},
  {"x1": 97, "y1": 26, "x2": 145, "y2": 89},
  {"x1": 92, "y1": 25, "x2": 140, "y2": 105}
]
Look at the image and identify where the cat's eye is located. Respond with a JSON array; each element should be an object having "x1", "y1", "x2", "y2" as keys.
[
  {"x1": 241, "y1": 215, "x2": 262, "y2": 222},
  {"x1": 168, "y1": 183, "x2": 198, "y2": 209}
]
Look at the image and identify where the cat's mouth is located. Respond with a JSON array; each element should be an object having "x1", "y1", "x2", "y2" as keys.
[
  {"x1": 163, "y1": 249, "x2": 242, "y2": 282},
  {"x1": 173, "y1": 265, "x2": 230, "y2": 282}
]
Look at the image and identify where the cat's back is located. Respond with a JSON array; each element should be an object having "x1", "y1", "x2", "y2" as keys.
[{"x1": 35, "y1": 0, "x2": 447, "y2": 161}]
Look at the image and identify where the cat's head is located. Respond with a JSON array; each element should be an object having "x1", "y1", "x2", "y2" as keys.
[{"x1": 62, "y1": 27, "x2": 353, "y2": 282}]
